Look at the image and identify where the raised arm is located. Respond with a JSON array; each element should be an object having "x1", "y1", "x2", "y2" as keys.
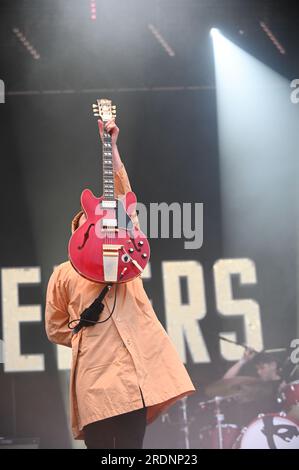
[
  {"x1": 222, "y1": 348, "x2": 256, "y2": 379},
  {"x1": 98, "y1": 119, "x2": 140, "y2": 230}
]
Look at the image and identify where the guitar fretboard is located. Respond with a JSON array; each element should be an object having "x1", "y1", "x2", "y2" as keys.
[{"x1": 102, "y1": 129, "x2": 114, "y2": 200}]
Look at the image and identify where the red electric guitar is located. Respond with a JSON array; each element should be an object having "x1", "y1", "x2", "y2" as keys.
[{"x1": 68, "y1": 99, "x2": 150, "y2": 283}]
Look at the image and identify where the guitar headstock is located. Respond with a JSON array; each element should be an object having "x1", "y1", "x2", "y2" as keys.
[{"x1": 92, "y1": 99, "x2": 116, "y2": 122}]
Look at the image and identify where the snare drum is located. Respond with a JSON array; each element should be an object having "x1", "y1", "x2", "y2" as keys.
[
  {"x1": 199, "y1": 423, "x2": 240, "y2": 449},
  {"x1": 234, "y1": 413, "x2": 299, "y2": 449}
]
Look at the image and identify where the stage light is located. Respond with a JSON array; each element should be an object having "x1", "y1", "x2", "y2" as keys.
[
  {"x1": 90, "y1": 0, "x2": 97, "y2": 21},
  {"x1": 259, "y1": 21, "x2": 286, "y2": 55},
  {"x1": 148, "y1": 24, "x2": 175, "y2": 57},
  {"x1": 210, "y1": 28, "x2": 220, "y2": 38},
  {"x1": 211, "y1": 28, "x2": 299, "y2": 289},
  {"x1": 12, "y1": 27, "x2": 41, "y2": 60}
]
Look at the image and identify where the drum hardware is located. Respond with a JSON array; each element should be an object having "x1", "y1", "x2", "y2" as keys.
[
  {"x1": 214, "y1": 397, "x2": 225, "y2": 449},
  {"x1": 198, "y1": 395, "x2": 239, "y2": 449},
  {"x1": 161, "y1": 398, "x2": 193, "y2": 449},
  {"x1": 161, "y1": 412, "x2": 171, "y2": 424},
  {"x1": 179, "y1": 397, "x2": 190, "y2": 449},
  {"x1": 198, "y1": 394, "x2": 237, "y2": 410}
]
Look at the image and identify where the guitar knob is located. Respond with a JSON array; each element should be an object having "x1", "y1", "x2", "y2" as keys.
[
  {"x1": 138, "y1": 241, "x2": 144, "y2": 246},
  {"x1": 141, "y1": 253, "x2": 147, "y2": 259},
  {"x1": 129, "y1": 248, "x2": 134, "y2": 253}
]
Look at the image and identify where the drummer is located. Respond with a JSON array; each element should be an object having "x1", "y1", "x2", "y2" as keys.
[
  {"x1": 222, "y1": 351, "x2": 285, "y2": 425},
  {"x1": 223, "y1": 350, "x2": 282, "y2": 383}
]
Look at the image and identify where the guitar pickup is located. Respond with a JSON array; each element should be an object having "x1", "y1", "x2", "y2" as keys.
[
  {"x1": 102, "y1": 218, "x2": 117, "y2": 227},
  {"x1": 101, "y1": 200, "x2": 117, "y2": 208}
]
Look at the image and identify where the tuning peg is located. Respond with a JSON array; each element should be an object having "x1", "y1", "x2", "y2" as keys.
[{"x1": 93, "y1": 113, "x2": 100, "y2": 116}]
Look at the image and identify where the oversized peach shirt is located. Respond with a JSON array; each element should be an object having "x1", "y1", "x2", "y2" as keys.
[{"x1": 45, "y1": 163, "x2": 196, "y2": 440}]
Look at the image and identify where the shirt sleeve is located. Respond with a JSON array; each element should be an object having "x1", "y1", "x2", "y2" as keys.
[
  {"x1": 45, "y1": 266, "x2": 72, "y2": 348},
  {"x1": 114, "y1": 163, "x2": 140, "y2": 230}
]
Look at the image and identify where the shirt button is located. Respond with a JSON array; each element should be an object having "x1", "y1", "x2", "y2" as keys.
[{"x1": 127, "y1": 339, "x2": 131, "y2": 346}]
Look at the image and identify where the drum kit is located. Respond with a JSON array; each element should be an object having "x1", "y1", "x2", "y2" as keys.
[
  {"x1": 197, "y1": 377, "x2": 299, "y2": 449},
  {"x1": 162, "y1": 338, "x2": 299, "y2": 449}
]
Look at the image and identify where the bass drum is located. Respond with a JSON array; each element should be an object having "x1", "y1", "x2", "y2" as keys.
[{"x1": 234, "y1": 414, "x2": 299, "y2": 449}]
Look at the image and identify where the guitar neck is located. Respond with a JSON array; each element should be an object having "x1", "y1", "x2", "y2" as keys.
[{"x1": 102, "y1": 126, "x2": 115, "y2": 200}]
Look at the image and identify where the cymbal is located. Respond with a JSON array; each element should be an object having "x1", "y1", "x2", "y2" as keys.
[
  {"x1": 205, "y1": 376, "x2": 274, "y2": 403},
  {"x1": 205, "y1": 376, "x2": 259, "y2": 397}
]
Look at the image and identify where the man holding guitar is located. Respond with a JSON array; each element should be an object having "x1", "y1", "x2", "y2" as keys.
[{"x1": 45, "y1": 104, "x2": 195, "y2": 449}]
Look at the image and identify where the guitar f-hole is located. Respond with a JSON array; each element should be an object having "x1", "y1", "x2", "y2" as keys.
[{"x1": 78, "y1": 223, "x2": 95, "y2": 250}]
